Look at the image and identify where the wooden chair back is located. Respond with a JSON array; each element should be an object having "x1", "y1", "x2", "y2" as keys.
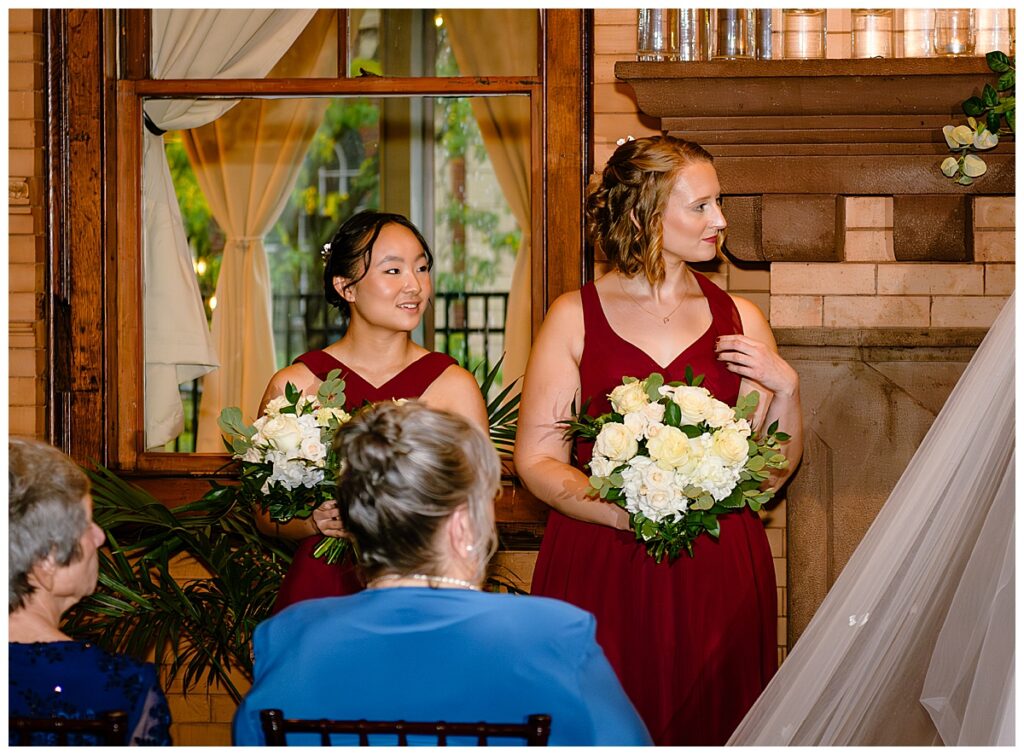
[
  {"x1": 9, "y1": 710, "x2": 130, "y2": 746},
  {"x1": 259, "y1": 709, "x2": 552, "y2": 746}
]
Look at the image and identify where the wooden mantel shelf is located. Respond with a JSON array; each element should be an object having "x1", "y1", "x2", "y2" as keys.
[
  {"x1": 614, "y1": 57, "x2": 1014, "y2": 262},
  {"x1": 615, "y1": 58, "x2": 996, "y2": 118}
]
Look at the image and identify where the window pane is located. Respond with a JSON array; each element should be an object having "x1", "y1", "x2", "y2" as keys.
[
  {"x1": 149, "y1": 93, "x2": 530, "y2": 452},
  {"x1": 350, "y1": 9, "x2": 539, "y2": 77}
]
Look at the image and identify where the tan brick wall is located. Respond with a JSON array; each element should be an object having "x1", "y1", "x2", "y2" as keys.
[
  {"x1": 8, "y1": 8, "x2": 46, "y2": 440},
  {"x1": 771, "y1": 197, "x2": 1012, "y2": 329}
]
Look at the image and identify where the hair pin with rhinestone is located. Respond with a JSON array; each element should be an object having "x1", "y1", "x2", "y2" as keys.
[
  {"x1": 616, "y1": 135, "x2": 636, "y2": 146},
  {"x1": 320, "y1": 242, "x2": 331, "y2": 262}
]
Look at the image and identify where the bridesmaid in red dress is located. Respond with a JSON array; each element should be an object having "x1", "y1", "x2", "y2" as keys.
[
  {"x1": 256, "y1": 211, "x2": 488, "y2": 614},
  {"x1": 514, "y1": 136, "x2": 804, "y2": 745}
]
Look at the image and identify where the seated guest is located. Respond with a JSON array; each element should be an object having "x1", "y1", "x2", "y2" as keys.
[
  {"x1": 8, "y1": 438, "x2": 172, "y2": 746},
  {"x1": 233, "y1": 402, "x2": 652, "y2": 746}
]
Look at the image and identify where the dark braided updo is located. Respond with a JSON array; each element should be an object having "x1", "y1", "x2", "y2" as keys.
[{"x1": 585, "y1": 135, "x2": 714, "y2": 286}]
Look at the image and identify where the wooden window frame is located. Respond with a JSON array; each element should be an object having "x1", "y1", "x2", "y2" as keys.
[{"x1": 47, "y1": 9, "x2": 589, "y2": 495}]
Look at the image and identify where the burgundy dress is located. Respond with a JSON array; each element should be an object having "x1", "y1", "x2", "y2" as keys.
[
  {"x1": 271, "y1": 349, "x2": 458, "y2": 615},
  {"x1": 530, "y1": 272, "x2": 777, "y2": 746}
]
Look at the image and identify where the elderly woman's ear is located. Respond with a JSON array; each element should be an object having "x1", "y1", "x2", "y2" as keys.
[
  {"x1": 445, "y1": 504, "x2": 475, "y2": 557},
  {"x1": 27, "y1": 553, "x2": 59, "y2": 592}
]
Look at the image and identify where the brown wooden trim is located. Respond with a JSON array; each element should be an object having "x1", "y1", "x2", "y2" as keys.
[
  {"x1": 529, "y1": 84, "x2": 546, "y2": 340},
  {"x1": 710, "y1": 154, "x2": 1015, "y2": 195},
  {"x1": 135, "y1": 76, "x2": 540, "y2": 98},
  {"x1": 114, "y1": 84, "x2": 143, "y2": 470},
  {"x1": 45, "y1": 9, "x2": 66, "y2": 450},
  {"x1": 46, "y1": 9, "x2": 111, "y2": 464},
  {"x1": 129, "y1": 472, "x2": 548, "y2": 522},
  {"x1": 118, "y1": 9, "x2": 149, "y2": 80},
  {"x1": 542, "y1": 9, "x2": 588, "y2": 309},
  {"x1": 617, "y1": 58, "x2": 995, "y2": 119}
]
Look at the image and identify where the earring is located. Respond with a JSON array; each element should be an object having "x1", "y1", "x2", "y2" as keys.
[{"x1": 465, "y1": 544, "x2": 474, "y2": 553}]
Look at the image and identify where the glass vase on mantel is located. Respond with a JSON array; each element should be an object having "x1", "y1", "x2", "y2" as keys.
[
  {"x1": 783, "y1": 8, "x2": 827, "y2": 59},
  {"x1": 711, "y1": 9, "x2": 756, "y2": 59},
  {"x1": 755, "y1": 9, "x2": 774, "y2": 60},
  {"x1": 637, "y1": 9, "x2": 681, "y2": 61},
  {"x1": 933, "y1": 8, "x2": 975, "y2": 56},
  {"x1": 852, "y1": 9, "x2": 894, "y2": 58},
  {"x1": 900, "y1": 8, "x2": 936, "y2": 57},
  {"x1": 974, "y1": 8, "x2": 1014, "y2": 56}
]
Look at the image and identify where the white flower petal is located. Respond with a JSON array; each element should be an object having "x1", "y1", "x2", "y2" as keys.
[
  {"x1": 963, "y1": 153, "x2": 988, "y2": 177},
  {"x1": 942, "y1": 125, "x2": 959, "y2": 149},
  {"x1": 973, "y1": 129, "x2": 999, "y2": 150},
  {"x1": 951, "y1": 125, "x2": 974, "y2": 146},
  {"x1": 940, "y1": 156, "x2": 960, "y2": 177}
]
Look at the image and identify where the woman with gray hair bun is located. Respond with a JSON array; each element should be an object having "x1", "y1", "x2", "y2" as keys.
[
  {"x1": 233, "y1": 401, "x2": 652, "y2": 746},
  {"x1": 8, "y1": 438, "x2": 172, "y2": 746}
]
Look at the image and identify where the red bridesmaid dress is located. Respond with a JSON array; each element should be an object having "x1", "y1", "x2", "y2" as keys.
[
  {"x1": 271, "y1": 350, "x2": 457, "y2": 614},
  {"x1": 530, "y1": 272, "x2": 777, "y2": 745}
]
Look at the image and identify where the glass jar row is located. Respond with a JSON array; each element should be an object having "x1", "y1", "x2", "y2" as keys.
[{"x1": 636, "y1": 8, "x2": 1015, "y2": 62}]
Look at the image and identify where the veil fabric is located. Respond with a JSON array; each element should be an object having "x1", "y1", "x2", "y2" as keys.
[{"x1": 728, "y1": 293, "x2": 1014, "y2": 746}]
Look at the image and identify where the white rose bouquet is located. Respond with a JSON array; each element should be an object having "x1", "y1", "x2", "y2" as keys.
[
  {"x1": 563, "y1": 368, "x2": 789, "y2": 562},
  {"x1": 217, "y1": 369, "x2": 351, "y2": 564}
]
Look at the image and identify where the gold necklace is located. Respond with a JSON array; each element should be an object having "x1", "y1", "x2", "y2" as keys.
[{"x1": 617, "y1": 275, "x2": 686, "y2": 324}]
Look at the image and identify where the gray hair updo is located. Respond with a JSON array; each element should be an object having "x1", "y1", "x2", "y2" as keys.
[
  {"x1": 9, "y1": 437, "x2": 91, "y2": 613},
  {"x1": 334, "y1": 401, "x2": 499, "y2": 582}
]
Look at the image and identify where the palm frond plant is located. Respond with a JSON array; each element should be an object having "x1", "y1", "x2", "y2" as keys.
[
  {"x1": 62, "y1": 467, "x2": 293, "y2": 702},
  {"x1": 476, "y1": 354, "x2": 521, "y2": 458}
]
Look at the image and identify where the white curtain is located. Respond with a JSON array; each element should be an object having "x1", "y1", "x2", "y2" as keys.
[
  {"x1": 143, "y1": 9, "x2": 315, "y2": 449},
  {"x1": 442, "y1": 10, "x2": 536, "y2": 386},
  {"x1": 729, "y1": 293, "x2": 1014, "y2": 746},
  {"x1": 190, "y1": 11, "x2": 336, "y2": 451}
]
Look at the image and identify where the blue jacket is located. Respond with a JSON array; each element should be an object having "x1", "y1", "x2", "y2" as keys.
[{"x1": 233, "y1": 587, "x2": 652, "y2": 746}]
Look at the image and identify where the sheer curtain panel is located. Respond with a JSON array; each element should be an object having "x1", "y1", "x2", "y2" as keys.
[
  {"x1": 188, "y1": 11, "x2": 337, "y2": 452},
  {"x1": 143, "y1": 9, "x2": 315, "y2": 449},
  {"x1": 728, "y1": 294, "x2": 1014, "y2": 746}
]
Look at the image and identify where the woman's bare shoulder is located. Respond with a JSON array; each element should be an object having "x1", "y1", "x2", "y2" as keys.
[
  {"x1": 421, "y1": 363, "x2": 488, "y2": 430},
  {"x1": 728, "y1": 294, "x2": 774, "y2": 340},
  {"x1": 260, "y1": 362, "x2": 319, "y2": 409}
]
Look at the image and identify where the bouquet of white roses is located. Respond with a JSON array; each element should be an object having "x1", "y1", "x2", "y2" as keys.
[
  {"x1": 218, "y1": 369, "x2": 351, "y2": 564},
  {"x1": 563, "y1": 368, "x2": 789, "y2": 562}
]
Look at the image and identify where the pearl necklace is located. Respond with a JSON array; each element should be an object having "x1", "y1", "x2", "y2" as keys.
[{"x1": 370, "y1": 573, "x2": 480, "y2": 591}]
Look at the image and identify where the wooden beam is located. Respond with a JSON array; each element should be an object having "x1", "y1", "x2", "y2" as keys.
[
  {"x1": 543, "y1": 9, "x2": 589, "y2": 309},
  {"x1": 46, "y1": 9, "x2": 112, "y2": 464}
]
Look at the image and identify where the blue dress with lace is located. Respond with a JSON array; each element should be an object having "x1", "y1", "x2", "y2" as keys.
[{"x1": 9, "y1": 641, "x2": 172, "y2": 746}]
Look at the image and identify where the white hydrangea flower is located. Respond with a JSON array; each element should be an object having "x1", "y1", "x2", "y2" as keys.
[
  {"x1": 620, "y1": 456, "x2": 687, "y2": 523},
  {"x1": 690, "y1": 452, "x2": 743, "y2": 501}
]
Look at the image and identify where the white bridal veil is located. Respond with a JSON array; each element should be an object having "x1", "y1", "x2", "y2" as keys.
[{"x1": 729, "y1": 293, "x2": 1014, "y2": 746}]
